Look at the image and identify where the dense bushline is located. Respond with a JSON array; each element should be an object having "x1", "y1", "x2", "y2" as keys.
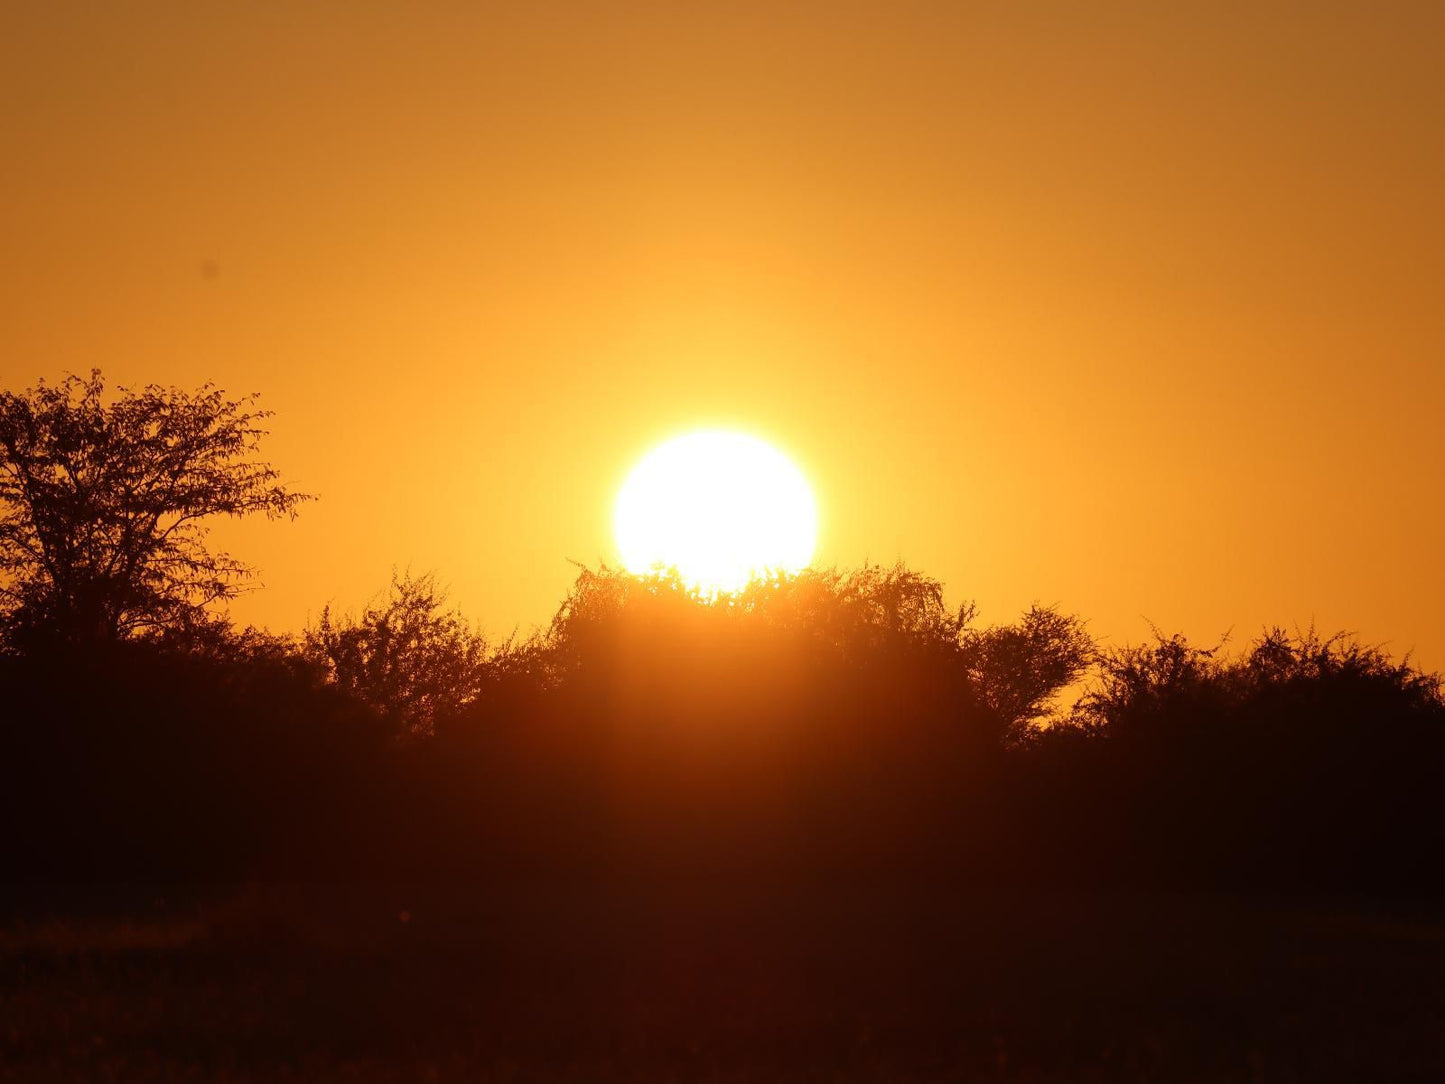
[{"x1": 3, "y1": 563, "x2": 1441, "y2": 895}]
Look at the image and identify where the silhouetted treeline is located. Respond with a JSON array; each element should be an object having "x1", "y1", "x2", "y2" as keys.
[{"x1": 2, "y1": 564, "x2": 1442, "y2": 895}]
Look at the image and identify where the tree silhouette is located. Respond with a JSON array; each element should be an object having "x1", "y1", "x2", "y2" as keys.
[
  {"x1": 306, "y1": 570, "x2": 491, "y2": 736},
  {"x1": 0, "y1": 371, "x2": 310, "y2": 648},
  {"x1": 959, "y1": 604, "x2": 1095, "y2": 740}
]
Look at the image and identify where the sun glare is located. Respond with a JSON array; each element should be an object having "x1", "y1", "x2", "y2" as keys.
[{"x1": 614, "y1": 431, "x2": 818, "y2": 594}]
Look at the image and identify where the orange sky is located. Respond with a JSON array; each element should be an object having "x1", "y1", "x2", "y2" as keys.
[{"x1": 2, "y1": 2, "x2": 1442, "y2": 664}]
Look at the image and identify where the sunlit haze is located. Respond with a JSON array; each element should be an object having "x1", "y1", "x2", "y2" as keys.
[{"x1": 2, "y1": 3, "x2": 1441, "y2": 662}]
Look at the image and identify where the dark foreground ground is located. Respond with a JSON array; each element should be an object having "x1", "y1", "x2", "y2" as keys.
[{"x1": 3, "y1": 884, "x2": 1444, "y2": 1082}]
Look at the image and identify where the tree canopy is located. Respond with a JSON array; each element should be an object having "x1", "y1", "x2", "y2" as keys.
[{"x1": 0, "y1": 371, "x2": 310, "y2": 646}]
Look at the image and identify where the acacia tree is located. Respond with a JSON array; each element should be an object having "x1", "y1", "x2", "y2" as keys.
[{"x1": 0, "y1": 371, "x2": 310, "y2": 647}]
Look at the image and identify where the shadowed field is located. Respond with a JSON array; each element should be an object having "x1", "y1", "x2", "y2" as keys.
[{"x1": 5, "y1": 886, "x2": 1444, "y2": 1081}]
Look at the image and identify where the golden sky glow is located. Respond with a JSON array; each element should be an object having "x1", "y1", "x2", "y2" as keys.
[{"x1": 1, "y1": 3, "x2": 1441, "y2": 662}]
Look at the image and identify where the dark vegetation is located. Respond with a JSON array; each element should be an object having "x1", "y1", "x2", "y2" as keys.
[
  {"x1": 4, "y1": 373, "x2": 1444, "y2": 1079},
  {"x1": 3, "y1": 373, "x2": 1441, "y2": 895},
  {"x1": 4, "y1": 565, "x2": 1441, "y2": 896}
]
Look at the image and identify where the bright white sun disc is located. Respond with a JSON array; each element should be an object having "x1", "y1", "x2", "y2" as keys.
[{"x1": 614, "y1": 431, "x2": 818, "y2": 593}]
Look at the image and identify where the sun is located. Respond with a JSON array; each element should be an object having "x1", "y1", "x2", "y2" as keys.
[{"x1": 614, "y1": 431, "x2": 818, "y2": 594}]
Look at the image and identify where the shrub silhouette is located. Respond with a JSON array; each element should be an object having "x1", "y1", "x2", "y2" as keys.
[
  {"x1": 3, "y1": 564, "x2": 1443, "y2": 892},
  {"x1": 1046, "y1": 626, "x2": 1445, "y2": 889},
  {"x1": 959, "y1": 604, "x2": 1094, "y2": 742},
  {"x1": 0, "y1": 634, "x2": 390, "y2": 879},
  {"x1": 306, "y1": 570, "x2": 491, "y2": 736}
]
